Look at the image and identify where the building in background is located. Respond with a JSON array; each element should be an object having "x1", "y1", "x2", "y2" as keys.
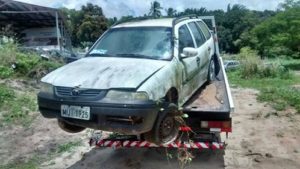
[{"x1": 0, "y1": 0, "x2": 73, "y2": 57}]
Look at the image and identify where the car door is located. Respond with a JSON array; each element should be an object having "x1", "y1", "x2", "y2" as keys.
[
  {"x1": 187, "y1": 22, "x2": 208, "y2": 82},
  {"x1": 197, "y1": 21, "x2": 214, "y2": 71},
  {"x1": 178, "y1": 24, "x2": 199, "y2": 83}
]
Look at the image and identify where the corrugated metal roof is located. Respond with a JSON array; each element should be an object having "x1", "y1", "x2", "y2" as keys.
[{"x1": 0, "y1": 0, "x2": 66, "y2": 29}]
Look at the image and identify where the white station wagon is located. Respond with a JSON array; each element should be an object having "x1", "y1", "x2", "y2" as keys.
[{"x1": 38, "y1": 17, "x2": 218, "y2": 144}]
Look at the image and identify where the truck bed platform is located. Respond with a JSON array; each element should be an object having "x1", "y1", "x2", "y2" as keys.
[{"x1": 183, "y1": 58, "x2": 233, "y2": 121}]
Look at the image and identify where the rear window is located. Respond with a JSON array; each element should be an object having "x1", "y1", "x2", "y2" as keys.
[
  {"x1": 197, "y1": 21, "x2": 211, "y2": 40},
  {"x1": 188, "y1": 22, "x2": 206, "y2": 47}
]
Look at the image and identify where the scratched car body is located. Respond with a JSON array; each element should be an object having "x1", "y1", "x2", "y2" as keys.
[{"x1": 37, "y1": 18, "x2": 216, "y2": 142}]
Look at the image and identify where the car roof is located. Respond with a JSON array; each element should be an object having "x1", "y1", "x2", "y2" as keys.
[{"x1": 113, "y1": 18, "x2": 174, "y2": 28}]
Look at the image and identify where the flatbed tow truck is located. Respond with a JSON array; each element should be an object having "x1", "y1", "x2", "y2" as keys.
[{"x1": 89, "y1": 16, "x2": 234, "y2": 150}]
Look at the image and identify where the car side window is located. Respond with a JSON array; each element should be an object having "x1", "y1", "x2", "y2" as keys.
[
  {"x1": 197, "y1": 21, "x2": 212, "y2": 40},
  {"x1": 178, "y1": 25, "x2": 195, "y2": 54},
  {"x1": 188, "y1": 22, "x2": 206, "y2": 47}
]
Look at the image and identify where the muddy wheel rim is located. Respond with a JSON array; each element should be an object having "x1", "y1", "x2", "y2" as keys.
[{"x1": 158, "y1": 115, "x2": 178, "y2": 144}]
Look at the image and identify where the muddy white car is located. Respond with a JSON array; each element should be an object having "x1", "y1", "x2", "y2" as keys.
[{"x1": 38, "y1": 18, "x2": 218, "y2": 144}]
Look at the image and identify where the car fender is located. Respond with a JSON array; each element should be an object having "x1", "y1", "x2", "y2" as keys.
[{"x1": 137, "y1": 57, "x2": 182, "y2": 103}]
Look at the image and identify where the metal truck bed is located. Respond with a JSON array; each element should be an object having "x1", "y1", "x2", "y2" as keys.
[{"x1": 183, "y1": 57, "x2": 234, "y2": 121}]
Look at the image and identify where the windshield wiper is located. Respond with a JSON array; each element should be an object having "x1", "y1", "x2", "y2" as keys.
[
  {"x1": 116, "y1": 53, "x2": 159, "y2": 60},
  {"x1": 87, "y1": 53, "x2": 116, "y2": 57}
]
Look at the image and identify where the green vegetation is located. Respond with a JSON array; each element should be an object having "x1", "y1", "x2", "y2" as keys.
[
  {"x1": 0, "y1": 41, "x2": 63, "y2": 79},
  {"x1": 0, "y1": 157, "x2": 39, "y2": 169},
  {"x1": 242, "y1": 5, "x2": 300, "y2": 58},
  {"x1": 60, "y1": 3, "x2": 108, "y2": 48},
  {"x1": 258, "y1": 88, "x2": 300, "y2": 112},
  {"x1": 237, "y1": 47, "x2": 292, "y2": 79},
  {"x1": 0, "y1": 84, "x2": 37, "y2": 127},
  {"x1": 0, "y1": 42, "x2": 63, "y2": 127},
  {"x1": 280, "y1": 59, "x2": 300, "y2": 70},
  {"x1": 56, "y1": 140, "x2": 82, "y2": 153},
  {"x1": 227, "y1": 48, "x2": 300, "y2": 113},
  {"x1": 58, "y1": 0, "x2": 299, "y2": 59}
]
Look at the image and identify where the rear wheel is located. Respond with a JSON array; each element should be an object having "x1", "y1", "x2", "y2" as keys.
[{"x1": 57, "y1": 119, "x2": 85, "y2": 133}]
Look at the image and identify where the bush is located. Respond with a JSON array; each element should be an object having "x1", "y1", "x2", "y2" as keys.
[
  {"x1": 0, "y1": 66, "x2": 14, "y2": 78},
  {"x1": 0, "y1": 41, "x2": 64, "y2": 79},
  {"x1": 258, "y1": 87, "x2": 300, "y2": 113},
  {"x1": 238, "y1": 47, "x2": 292, "y2": 79},
  {"x1": 238, "y1": 47, "x2": 260, "y2": 78},
  {"x1": 0, "y1": 84, "x2": 14, "y2": 106}
]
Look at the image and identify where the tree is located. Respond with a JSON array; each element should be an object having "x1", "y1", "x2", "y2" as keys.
[
  {"x1": 81, "y1": 3, "x2": 104, "y2": 16},
  {"x1": 249, "y1": 7, "x2": 300, "y2": 58},
  {"x1": 166, "y1": 8, "x2": 177, "y2": 17},
  {"x1": 177, "y1": 7, "x2": 207, "y2": 16},
  {"x1": 61, "y1": 3, "x2": 108, "y2": 47},
  {"x1": 278, "y1": 0, "x2": 300, "y2": 10},
  {"x1": 76, "y1": 15, "x2": 107, "y2": 44},
  {"x1": 148, "y1": 1, "x2": 163, "y2": 18}
]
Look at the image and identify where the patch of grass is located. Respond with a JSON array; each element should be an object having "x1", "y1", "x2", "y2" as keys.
[
  {"x1": 0, "y1": 84, "x2": 15, "y2": 106},
  {"x1": 227, "y1": 56, "x2": 300, "y2": 113},
  {"x1": 229, "y1": 71, "x2": 300, "y2": 112},
  {"x1": 280, "y1": 59, "x2": 300, "y2": 71},
  {"x1": 57, "y1": 140, "x2": 82, "y2": 153},
  {"x1": 0, "y1": 84, "x2": 37, "y2": 127},
  {"x1": 0, "y1": 156, "x2": 40, "y2": 169},
  {"x1": 0, "y1": 66, "x2": 14, "y2": 78},
  {"x1": 228, "y1": 70, "x2": 300, "y2": 89},
  {"x1": 257, "y1": 88, "x2": 300, "y2": 113}
]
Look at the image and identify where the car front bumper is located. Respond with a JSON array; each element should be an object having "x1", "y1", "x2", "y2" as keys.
[{"x1": 37, "y1": 92, "x2": 159, "y2": 135}]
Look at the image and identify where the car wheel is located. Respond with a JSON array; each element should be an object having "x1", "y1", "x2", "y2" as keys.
[
  {"x1": 143, "y1": 103, "x2": 180, "y2": 144},
  {"x1": 207, "y1": 58, "x2": 216, "y2": 82},
  {"x1": 57, "y1": 119, "x2": 85, "y2": 133}
]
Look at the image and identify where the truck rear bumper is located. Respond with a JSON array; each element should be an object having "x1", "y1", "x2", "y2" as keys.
[{"x1": 38, "y1": 93, "x2": 159, "y2": 135}]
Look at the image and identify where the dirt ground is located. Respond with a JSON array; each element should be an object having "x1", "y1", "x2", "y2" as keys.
[{"x1": 1, "y1": 87, "x2": 300, "y2": 169}]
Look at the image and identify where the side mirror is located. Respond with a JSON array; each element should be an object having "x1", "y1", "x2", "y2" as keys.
[{"x1": 180, "y1": 47, "x2": 198, "y2": 58}]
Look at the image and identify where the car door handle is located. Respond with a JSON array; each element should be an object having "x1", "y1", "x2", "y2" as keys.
[{"x1": 208, "y1": 47, "x2": 211, "y2": 51}]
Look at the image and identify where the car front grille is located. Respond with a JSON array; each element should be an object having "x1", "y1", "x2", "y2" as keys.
[{"x1": 55, "y1": 86, "x2": 103, "y2": 97}]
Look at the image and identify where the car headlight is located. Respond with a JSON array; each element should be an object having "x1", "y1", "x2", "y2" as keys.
[
  {"x1": 105, "y1": 90, "x2": 149, "y2": 101},
  {"x1": 40, "y1": 82, "x2": 53, "y2": 94}
]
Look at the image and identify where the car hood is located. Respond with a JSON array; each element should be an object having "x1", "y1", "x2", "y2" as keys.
[{"x1": 42, "y1": 57, "x2": 168, "y2": 89}]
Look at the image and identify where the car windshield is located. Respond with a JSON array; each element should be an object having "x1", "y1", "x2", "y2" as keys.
[{"x1": 88, "y1": 27, "x2": 172, "y2": 60}]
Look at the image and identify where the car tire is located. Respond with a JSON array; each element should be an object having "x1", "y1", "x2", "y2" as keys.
[
  {"x1": 143, "y1": 103, "x2": 180, "y2": 144},
  {"x1": 207, "y1": 58, "x2": 216, "y2": 82},
  {"x1": 57, "y1": 119, "x2": 85, "y2": 133}
]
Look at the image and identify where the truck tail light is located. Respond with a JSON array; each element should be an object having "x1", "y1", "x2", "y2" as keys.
[{"x1": 201, "y1": 121, "x2": 232, "y2": 132}]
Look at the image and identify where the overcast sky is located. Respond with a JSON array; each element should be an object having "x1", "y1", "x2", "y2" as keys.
[{"x1": 17, "y1": 0, "x2": 285, "y2": 18}]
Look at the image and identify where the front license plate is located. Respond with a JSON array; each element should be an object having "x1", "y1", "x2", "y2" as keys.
[{"x1": 61, "y1": 105, "x2": 90, "y2": 120}]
